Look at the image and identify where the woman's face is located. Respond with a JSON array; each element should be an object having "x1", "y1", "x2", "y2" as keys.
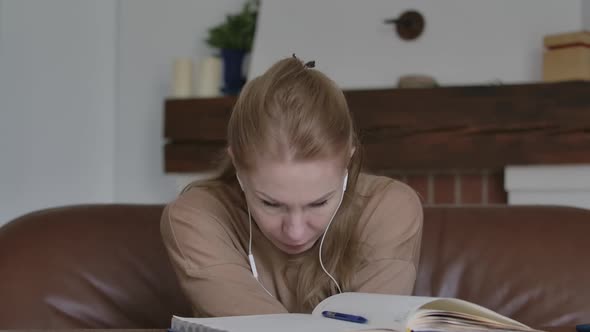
[{"x1": 240, "y1": 157, "x2": 347, "y2": 255}]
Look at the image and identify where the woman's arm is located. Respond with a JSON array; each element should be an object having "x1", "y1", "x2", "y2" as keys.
[
  {"x1": 352, "y1": 181, "x2": 423, "y2": 294},
  {"x1": 161, "y1": 200, "x2": 288, "y2": 317}
]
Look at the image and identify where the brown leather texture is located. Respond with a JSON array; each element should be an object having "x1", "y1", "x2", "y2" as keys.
[
  {"x1": 416, "y1": 206, "x2": 590, "y2": 327},
  {"x1": 0, "y1": 204, "x2": 589, "y2": 328},
  {"x1": 0, "y1": 205, "x2": 191, "y2": 329}
]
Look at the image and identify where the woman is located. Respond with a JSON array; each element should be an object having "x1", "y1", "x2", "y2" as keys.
[{"x1": 161, "y1": 56, "x2": 423, "y2": 317}]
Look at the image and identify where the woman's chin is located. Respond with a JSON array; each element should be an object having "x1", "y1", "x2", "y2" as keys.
[{"x1": 279, "y1": 241, "x2": 312, "y2": 255}]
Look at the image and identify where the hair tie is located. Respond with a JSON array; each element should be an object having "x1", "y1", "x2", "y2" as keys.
[{"x1": 292, "y1": 53, "x2": 315, "y2": 68}]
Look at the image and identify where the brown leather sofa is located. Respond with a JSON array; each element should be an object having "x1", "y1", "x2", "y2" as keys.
[{"x1": 1, "y1": 204, "x2": 589, "y2": 329}]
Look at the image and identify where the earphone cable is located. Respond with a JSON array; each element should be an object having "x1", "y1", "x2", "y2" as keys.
[
  {"x1": 247, "y1": 205, "x2": 275, "y2": 298},
  {"x1": 318, "y1": 190, "x2": 345, "y2": 294}
]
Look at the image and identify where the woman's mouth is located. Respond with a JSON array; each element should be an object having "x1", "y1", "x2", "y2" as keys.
[
  {"x1": 285, "y1": 242, "x2": 305, "y2": 248},
  {"x1": 282, "y1": 242, "x2": 308, "y2": 252}
]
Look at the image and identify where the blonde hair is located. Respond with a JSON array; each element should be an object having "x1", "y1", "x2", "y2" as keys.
[{"x1": 184, "y1": 56, "x2": 364, "y2": 312}]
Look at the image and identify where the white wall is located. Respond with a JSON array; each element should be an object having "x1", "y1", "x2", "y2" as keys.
[
  {"x1": 584, "y1": 0, "x2": 590, "y2": 29},
  {"x1": 0, "y1": 0, "x2": 117, "y2": 225},
  {"x1": 0, "y1": 0, "x2": 246, "y2": 226},
  {"x1": 250, "y1": 0, "x2": 582, "y2": 88},
  {"x1": 1, "y1": 0, "x2": 587, "y2": 226},
  {"x1": 115, "y1": 0, "x2": 244, "y2": 203}
]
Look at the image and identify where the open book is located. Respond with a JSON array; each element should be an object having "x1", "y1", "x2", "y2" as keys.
[{"x1": 170, "y1": 292, "x2": 544, "y2": 332}]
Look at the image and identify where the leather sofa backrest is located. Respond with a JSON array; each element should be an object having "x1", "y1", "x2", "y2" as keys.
[
  {"x1": 1, "y1": 204, "x2": 589, "y2": 328},
  {"x1": 417, "y1": 206, "x2": 590, "y2": 327},
  {"x1": 0, "y1": 205, "x2": 191, "y2": 329}
]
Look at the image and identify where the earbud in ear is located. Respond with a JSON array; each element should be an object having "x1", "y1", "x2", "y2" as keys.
[
  {"x1": 343, "y1": 171, "x2": 349, "y2": 192},
  {"x1": 236, "y1": 174, "x2": 244, "y2": 192}
]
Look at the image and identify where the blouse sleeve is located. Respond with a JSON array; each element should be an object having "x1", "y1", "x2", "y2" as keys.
[
  {"x1": 352, "y1": 181, "x2": 423, "y2": 295},
  {"x1": 160, "y1": 198, "x2": 288, "y2": 317}
]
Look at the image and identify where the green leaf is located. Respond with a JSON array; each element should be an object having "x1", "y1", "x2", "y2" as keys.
[{"x1": 205, "y1": 0, "x2": 258, "y2": 51}]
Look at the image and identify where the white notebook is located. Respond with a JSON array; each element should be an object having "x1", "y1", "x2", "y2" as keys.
[{"x1": 170, "y1": 292, "x2": 544, "y2": 332}]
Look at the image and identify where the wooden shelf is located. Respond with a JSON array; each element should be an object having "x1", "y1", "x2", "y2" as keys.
[{"x1": 164, "y1": 81, "x2": 590, "y2": 173}]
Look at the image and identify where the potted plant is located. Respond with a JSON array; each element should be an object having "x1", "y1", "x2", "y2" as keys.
[{"x1": 206, "y1": 0, "x2": 258, "y2": 95}]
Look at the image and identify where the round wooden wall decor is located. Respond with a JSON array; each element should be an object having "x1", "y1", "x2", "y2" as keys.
[{"x1": 384, "y1": 10, "x2": 425, "y2": 41}]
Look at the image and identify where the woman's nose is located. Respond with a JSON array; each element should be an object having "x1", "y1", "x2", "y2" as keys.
[{"x1": 282, "y1": 211, "x2": 305, "y2": 242}]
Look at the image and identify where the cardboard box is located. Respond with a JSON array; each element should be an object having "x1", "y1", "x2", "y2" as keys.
[{"x1": 543, "y1": 31, "x2": 590, "y2": 82}]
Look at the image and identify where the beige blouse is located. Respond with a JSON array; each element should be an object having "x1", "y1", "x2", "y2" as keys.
[{"x1": 160, "y1": 173, "x2": 423, "y2": 317}]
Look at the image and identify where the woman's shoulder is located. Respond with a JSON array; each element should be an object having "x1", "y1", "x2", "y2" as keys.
[
  {"x1": 355, "y1": 173, "x2": 423, "y2": 236},
  {"x1": 356, "y1": 173, "x2": 421, "y2": 203},
  {"x1": 160, "y1": 183, "x2": 250, "y2": 274},
  {"x1": 163, "y1": 183, "x2": 242, "y2": 228}
]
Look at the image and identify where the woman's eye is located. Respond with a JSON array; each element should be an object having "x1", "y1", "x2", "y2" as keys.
[
  {"x1": 262, "y1": 200, "x2": 281, "y2": 208},
  {"x1": 310, "y1": 200, "x2": 328, "y2": 208}
]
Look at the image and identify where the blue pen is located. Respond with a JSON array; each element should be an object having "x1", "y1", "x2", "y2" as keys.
[{"x1": 322, "y1": 310, "x2": 368, "y2": 324}]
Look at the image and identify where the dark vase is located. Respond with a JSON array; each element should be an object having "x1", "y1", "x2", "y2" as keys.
[{"x1": 220, "y1": 48, "x2": 247, "y2": 95}]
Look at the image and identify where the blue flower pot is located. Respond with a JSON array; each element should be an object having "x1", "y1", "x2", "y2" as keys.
[{"x1": 220, "y1": 49, "x2": 247, "y2": 95}]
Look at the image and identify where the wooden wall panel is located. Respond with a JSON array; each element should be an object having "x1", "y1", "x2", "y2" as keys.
[{"x1": 164, "y1": 81, "x2": 590, "y2": 173}]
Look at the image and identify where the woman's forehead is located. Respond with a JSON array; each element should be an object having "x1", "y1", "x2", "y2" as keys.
[{"x1": 247, "y1": 159, "x2": 344, "y2": 202}]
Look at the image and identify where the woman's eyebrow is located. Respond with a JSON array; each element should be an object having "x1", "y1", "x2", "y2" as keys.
[{"x1": 255, "y1": 190, "x2": 336, "y2": 205}]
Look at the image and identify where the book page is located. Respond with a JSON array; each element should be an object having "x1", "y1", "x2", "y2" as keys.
[
  {"x1": 312, "y1": 292, "x2": 438, "y2": 330},
  {"x1": 417, "y1": 298, "x2": 531, "y2": 329},
  {"x1": 172, "y1": 314, "x2": 393, "y2": 332}
]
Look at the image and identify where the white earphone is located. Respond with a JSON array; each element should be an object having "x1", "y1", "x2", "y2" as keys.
[
  {"x1": 237, "y1": 174, "x2": 245, "y2": 191},
  {"x1": 318, "y1": 171, "x2": 347, "y2": 293},
  {"x1": 236, "y1": 173, "x2": 273, "y2": 296},
  {"x1": 237, "y1": 170, "x2": 348, "y2": 296}
]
